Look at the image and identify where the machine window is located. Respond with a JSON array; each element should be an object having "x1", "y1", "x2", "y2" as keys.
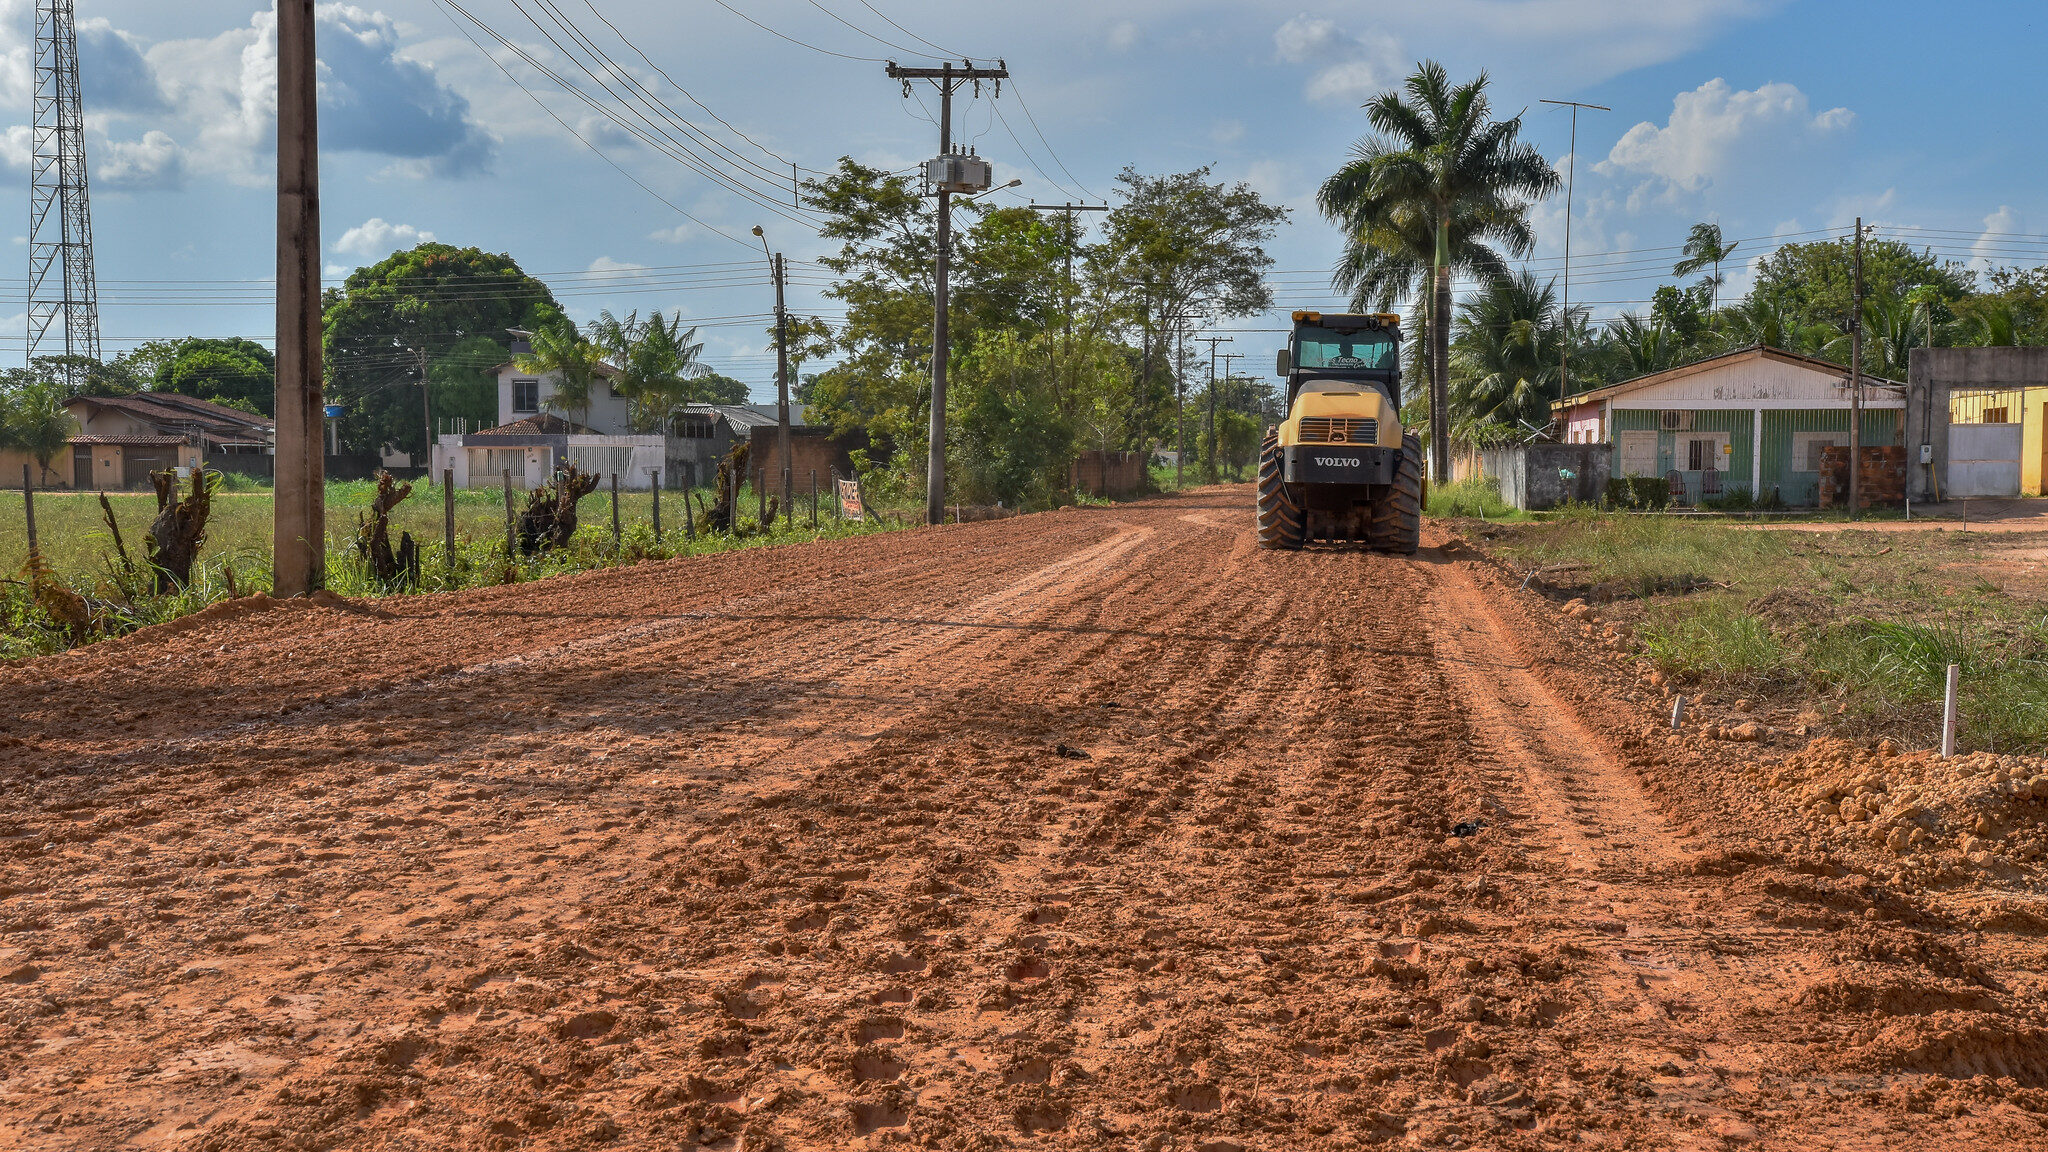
[{"x1": 1294, "y1": 327, "x2": 1397, "y2": 370}]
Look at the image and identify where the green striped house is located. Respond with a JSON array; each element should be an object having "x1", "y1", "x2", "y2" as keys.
[{"x1": 1551, "y1": 346, "x2": 1905, "y2": 506}]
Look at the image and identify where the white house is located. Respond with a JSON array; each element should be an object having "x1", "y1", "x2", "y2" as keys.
[
  {"x1": 496, "y1": 330, "x2": 636, "y2": 435},
  {"x1": 1552, "y1": 346, "x2": 1905, "y2": 506}
]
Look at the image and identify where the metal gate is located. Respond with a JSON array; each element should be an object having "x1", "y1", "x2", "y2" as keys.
[{"x1": 1948, "y1": 423, "x2": 2022, "y2": 498}]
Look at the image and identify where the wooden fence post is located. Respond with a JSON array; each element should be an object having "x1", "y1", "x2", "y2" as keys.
[
  {"x1": 651, "y1": 470, "x2": 661, "y2": 538},
  {"x1": 683, "y1": 479, "x2": 695, "y2": 538},
  {"x1": 22, "y1": 464, "x2": 39, "y2": 564},
  {"x1": 610, "y1": 473, "x2": 622, "y2": 552},
  {"x1": 757, "y1": 466, "x2": 767, "y2": 527},
  {"x1": 810, "y1": 469, "x2": 818, "y2": 529},
  {"x1": 442, "y1": 468, "x2": 455, "y2": 577},
  {"x1": 502, "y1": 468, "x2": 515, "y2": 558}
]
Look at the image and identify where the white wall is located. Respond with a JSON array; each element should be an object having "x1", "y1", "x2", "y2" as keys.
[{"x1": 496, "y1": 367, "x2": 633, "y2": 434}]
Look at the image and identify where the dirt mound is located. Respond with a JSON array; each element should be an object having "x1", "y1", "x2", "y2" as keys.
[{"x1": 1759, "y1": 738, "x2": 2048, "y2": 877}]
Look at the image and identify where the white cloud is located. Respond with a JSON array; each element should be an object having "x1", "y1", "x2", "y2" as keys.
[
  {"x1": 1211, "y1": 119, "x2": 1245, "y2": 147},
  {"x1": 648, "y1": 224, "x2": 692, "y2": 244},
  {"x1": 588, "y1": 256, "x2": 654, "y2": 283},
  {"x1": 1106, "y1": 20, "x2": 1139, "y2": 52},
  {"x1": 1601, "y1": 79, "x2": 1852, "y2": 198},
  {"x1": 333, "y1": 218, "x2": 436, "y2": 258},
  {"x1": 1971, "y1": 205, "x2": 2024, "y2": 273},
  {"x1": 1272, "y1": 16, "x2": 1403, "y2": 105},
  {"x1": 96, "y1": 129, "x2": 185, "y2": 190}
]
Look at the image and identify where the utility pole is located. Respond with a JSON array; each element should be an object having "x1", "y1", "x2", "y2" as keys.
[
  {"x1": 1539, "y1": 99, "x2": 1608, "y2": 404},
  {"x1": 755, "y1": 226, "x2": 792, "y2": 522},
  {"x1": 1025, "y1": 202, "x2": 1107, "y2": 349},
  {"x1": 417, "y1": 347, "x2": 433, "y2": 485},
  {"x1": 273, "y1": 0, "x2": 324, "y2": 596},
  {"x1": 1218, "y1": 351, "x2": 1243, "y2": 478},
  {"x1": 1849, "y1": 216, "x2": 1865, "y2": 519},
  {"x1": 887, "y1": 59, "x2": 1009, "y2": 525},
  {"x1": 1172, "y1": 320, "x2": 1196, "y2": 488},
  {"x1": 1199, "y1": 335, "x2": 1232, "y2": 483}
]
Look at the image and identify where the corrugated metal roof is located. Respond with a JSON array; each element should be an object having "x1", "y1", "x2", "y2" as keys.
[{"x1": 1551, "y1": 346, "x2": 1902, "y2": 412}]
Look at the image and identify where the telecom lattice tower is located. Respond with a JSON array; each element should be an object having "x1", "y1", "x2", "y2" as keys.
[{"x1": 27, "y1": 0, "x2": 100, "y2": 378}]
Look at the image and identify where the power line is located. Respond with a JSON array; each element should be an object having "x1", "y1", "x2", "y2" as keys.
[
  {"x1": 1003, "y1": 79, "x2": 1096, "y2": 200},
  {"x1": 431, "y1": 0, "x2": 756, "y2": 249}
]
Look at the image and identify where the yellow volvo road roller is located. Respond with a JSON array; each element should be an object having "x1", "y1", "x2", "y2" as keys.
[{"x1": 1256, "y1": 310, "x2": 1422, "y2": 552}]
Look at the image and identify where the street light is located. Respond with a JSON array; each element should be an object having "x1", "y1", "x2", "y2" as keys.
[{"x1": 960, "y1": 178, "x2": 1022, "y2": 202}]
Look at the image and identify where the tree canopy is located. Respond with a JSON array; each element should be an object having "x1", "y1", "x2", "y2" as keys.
[{"x1": 323, "y1": 243, "x2": 561, "y2": 455}]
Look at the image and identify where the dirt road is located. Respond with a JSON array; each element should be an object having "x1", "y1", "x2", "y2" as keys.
[{"x1": 3, "y1": 488, "x2": 2045, "y2": 1150}]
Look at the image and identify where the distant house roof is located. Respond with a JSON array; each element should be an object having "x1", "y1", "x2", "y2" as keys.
[
  {"x1": 68, "y1": 434, "x2": 187, "y2": 447},
  {"x1": 682, "y1": 403, "x2": 779, "y2": 430},
  {"x1": 63, "y1": 392, "x2": 275, "y2": 442},
  {"x1": 1552, "y1": 346, "x2": 1903, "y2": 412},
  {"x1": 469, "y1": 413, "x2": 598, "y2": 438}
]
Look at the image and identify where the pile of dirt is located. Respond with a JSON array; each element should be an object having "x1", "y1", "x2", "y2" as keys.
[{"x1": 1760, "y1": 738, "x2": 2048, "y2": 875}]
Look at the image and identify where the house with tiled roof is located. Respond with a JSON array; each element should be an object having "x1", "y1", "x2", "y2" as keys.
[{"x1": 60, "y1": 392, "x2": 274, "y2": 489}]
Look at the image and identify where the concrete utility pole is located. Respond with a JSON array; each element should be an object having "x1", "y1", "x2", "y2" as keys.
[
  {"x1": 1025, "y1": 202, "x2": 1107, "y2": 350},
  {"x1": 417, "y1": 347, "x2": 433, "y2": 486},
  {"x1": 1539, "y1": 99, "x2": 1608, "y2": 404},
  {"x1": 756, "y1": 227, "x2": 792, "y2": 522},
  {"x1": 1199, "y1": 335, "x2": 1232, "y2": 482},
  {"x1": 888, "y1": 60, "x2": 1008, "y2": 525},
  {"x1": 273, "y1": 0, "x2": 324, "y2": 596},
  {"x1": 1849, "y1": 216, "x2": 1865, "y2": 519}
]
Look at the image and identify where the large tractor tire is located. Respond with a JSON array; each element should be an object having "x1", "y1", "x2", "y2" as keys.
[
  {"x1": 1255, "y1": 426, "x2": 1305, "y2": 551},
  {"x1": 1368, "y1": 432, "x2": 1423, "y2": 554}
]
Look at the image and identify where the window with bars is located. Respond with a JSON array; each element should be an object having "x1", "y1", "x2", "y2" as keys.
[{"x1": 1982, "y1": 407, "x2": 2011, "y2": 424}]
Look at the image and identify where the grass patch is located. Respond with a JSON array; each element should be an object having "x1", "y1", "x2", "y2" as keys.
[
  {"x1": 1427, "y1": 477, "x2": 1523, "y2": 520},
  {"x1": 1, "y1": 479, "x2": 910, "y2": 662},
  {"x1": 1478, "y1": 514, "x2": 2048, "y2": 754}
]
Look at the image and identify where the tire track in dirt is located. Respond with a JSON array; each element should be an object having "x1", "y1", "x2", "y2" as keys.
[{"x1": 4, "y1": 490, "x2": 2044, "y2": 1152}]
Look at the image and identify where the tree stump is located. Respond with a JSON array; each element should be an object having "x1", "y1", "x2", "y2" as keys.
[
  {"x1": 707, "y1": 442, "x2": 750, "y2": 533},
  {"x1": 518, "y1": 463, "x2": 601, "y2": 554},
  {"x1": 356, "y1": 471, "x2": 419, "y2": 589},
  {"x1": 146, "y1": 470, "x2": 217, "y2": 593}
]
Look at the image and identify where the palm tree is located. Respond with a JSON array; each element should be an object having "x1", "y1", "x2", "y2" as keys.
[
  {"x1": 1600, "y1": 313, "x2": 1684, "y2": 380},
  {"x1": 1861, "y1": 293, "x2": 1933, "y2": 380},
  {"x1": 1318, "y1": 61, "x2": 1560, "y2": 482},
  {"x1": 1329, "y1": 198, "x2": 1531, "y2": 407},
  {"x1": 1449, "y1": 270, "x2": 1564, "y2": 435},
  {"x1": 0, "y1": 378, "x2": 78, "y2": 485},
  {"x1": 516, "y1": 313, "x2": 608, "y2": 430},
  {"x1": 591, "y1": 309, "x2": 709, "y2": 431},
  {"x1": 1672, "y1": 222, "x2": 1740, "y2": 311}
]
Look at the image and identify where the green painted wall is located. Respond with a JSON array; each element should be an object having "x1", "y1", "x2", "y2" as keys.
[{"x1": 1758, "y1": 409, "x2": 1901, "y2": 505}]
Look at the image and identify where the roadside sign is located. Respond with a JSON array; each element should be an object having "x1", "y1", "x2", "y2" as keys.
[
  {"x1": 838, "y1": 477, "x2": 865, "y2": 521},
  {"x1": 323, "y1": 404, "x2": 345, "y2": 419}
]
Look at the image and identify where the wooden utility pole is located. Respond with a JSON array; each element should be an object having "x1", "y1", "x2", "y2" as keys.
[
  {"x1": 1539, "y1": 99, "x2": 1609, "y2": 405},
  {"x1": 887, "y1": 59, "x2": 1008, "y2": 525},
  {"x1": 774, "y1": 252, "x2": 792, "y2": 517},
  {"x1": 1199, "y1": 335, "x2": 1232, "y2": 483},
  {"x1": 1025, "y1": 202, "x2": 1107, "y2": 350},
  {"x1": 272, "y1": 0, "x2": 324, "y2": 595},
  {"x1": 1849, "y1": 216, "x2": 1865, "y2": 519}
]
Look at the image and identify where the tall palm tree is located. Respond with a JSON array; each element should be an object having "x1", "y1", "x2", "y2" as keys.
[
  {"x1": 1319, "y1": 61, "x2": 1560, "y2": 481},
  {"x1": 1329, "y1": 198, "x2": 1531, "y2": 409},
  {"x1": 516, "y1": 314, "x2": 607, "y2": 430},
  {"x1": 1672, "y1": 222, "x2": 1740, "y2": 311},
  {"x1": 1449, "y1": 270, "x2": 1563, "y2": 434}
]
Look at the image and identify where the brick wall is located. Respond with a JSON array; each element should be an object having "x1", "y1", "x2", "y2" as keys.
[{"x1": 1818, "y1": 445, "x2": 1906, "y2": 508}]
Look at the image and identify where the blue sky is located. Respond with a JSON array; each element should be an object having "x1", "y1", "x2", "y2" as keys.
[{"x1": 3, "y1": 0, "x2": 2044, "y2": 400}]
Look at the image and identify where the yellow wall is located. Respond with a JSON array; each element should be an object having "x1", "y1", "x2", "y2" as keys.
[{"x1": 1950, "y1": 387, "x2": 2047, "y2": 495}]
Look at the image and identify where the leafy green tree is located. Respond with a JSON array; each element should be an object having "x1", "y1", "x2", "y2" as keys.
[
  {"x1": 1318, "y1": 60, "x2": 1559, "y2": 481},
  {"x1": 1751, "y1": 237, "x2": 1972, "y2": 334},
  {"x1": 122, "y1": 337, "x2": 276, "y2": 414},
  {"x1": 515, "y1": 312, "x2": 608, "y2": 429},
  {"x1": 1954, "y1": 267, "x2": 2048, "y2": 346},
  {"x1": 324, "y1": 243, "x2": 560, "y2": 456},
  {"x1": 1097, "y1": 166, "x2": 1286, "y2": 451},
  {"x1": 1651, "y1": 283, "x2": 1714, "y2": 350},
  {"x1": 691, "y1": 373, "x2": 753, "y2": 405},
  {"x1": 0, "y1": 375, "x2": 78, "y2": 485},
  {"x1": 1672, "y1": 222, "x2": 1739, "y2": 310},
  {"x1": 1450, "y1": 270, "x2": 1564, "y2": 435}
]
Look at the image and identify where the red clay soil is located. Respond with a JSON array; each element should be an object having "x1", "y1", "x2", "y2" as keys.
[{"x1": 3, "y1": 488, "x2": 2046, "y2": 1151}]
